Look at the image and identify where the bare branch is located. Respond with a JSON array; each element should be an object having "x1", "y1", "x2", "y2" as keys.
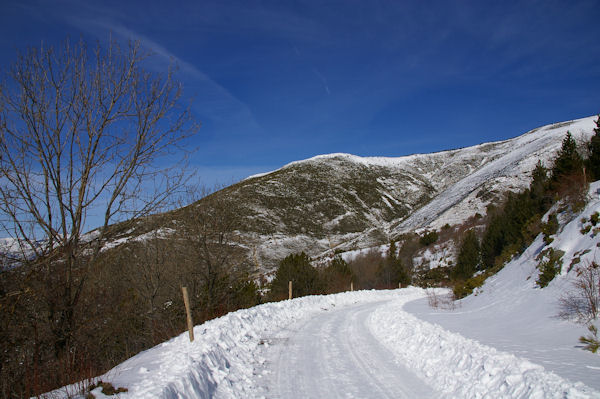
[{"x1": 0, "y1": 36, "x2": 197, "y2": 361}]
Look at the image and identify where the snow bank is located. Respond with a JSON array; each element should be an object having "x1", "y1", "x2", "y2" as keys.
[
  {"x1": 370, "y1": 293, "x2": 599, "y2": 398},
  {"x1": 54, "y1": 286, "x2": 600, "y2": 398},
  {"x1": 53, "y1": 290, "x2": 399, "y2": 399}
]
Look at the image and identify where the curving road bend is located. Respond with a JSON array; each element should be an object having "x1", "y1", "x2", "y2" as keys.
[{"x1": 265, "y1": 300, "x2": 439, "y2": 399}]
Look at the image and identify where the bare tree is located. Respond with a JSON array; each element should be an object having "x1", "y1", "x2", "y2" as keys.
[
  {"x1": 0, "y1": 37, "x2": 197, "y2": 362},
  {"x1": 558, "y1": 262, "x2": 599, "y2": 324},
  {"x1": 177, "y1": 188, "x2": 255, "y2": 319},
  {"x1": 121, "y1": 234, "x2": 178, "y2": 341}
]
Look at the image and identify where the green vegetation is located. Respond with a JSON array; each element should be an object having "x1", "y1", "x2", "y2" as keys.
[
  {"x1": 542, "y1": 214, "x2": 559, "y2": 245},
  {"x1": 322, "y1": 256, "x2": 355, "y2": 294},
  {"x1": 446, "y1": 129, "x2": 594, "y2": 300},
  {"x1": 453, "y1": 272, "x2": 488, "y2": 299},
  {"x1": 87, "y1": 381, "x2": 128, "y2": 396},
  {"x1": 579, "y1": 324, "x2": 599, "y2": 353},
  {"x1": 269, "y1": 252, "x2": 323, "y2": 300},
  {"x1": 551, "y1": 132, "x2": 584, "y2": 184},
  {"x1": 419, "y1": 231, "x2": 439, "y2": 247},
  {"x1": 413, "y1": 266, "x2": 452, "y2": 288},
  {"x1": 2, "y1": 114, "x2": 599, "y2": 397},
  {"x1": 536, "y1": 248, "x2": 565, "y2": 288},
  {"x1": 580, "y1": 212, "x2": 600, "y2": 235},
  {"x1": 587, "y1": 116, "x2": 600, "y2": 181},
  {"x1": 451, "y1": 230, "x2": 481, "y2": 280}
]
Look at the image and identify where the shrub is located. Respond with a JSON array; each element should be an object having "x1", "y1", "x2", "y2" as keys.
[
  {"x1": 452, "y1": 273, "x2": 488, "y2": 299},
  {"x1": 413, "y1": 266, "x2": 452, "y2": 288},
  {"x1": 419, "y1": 231, "x2": 439, "y2": 247},
  {"x1": 86, "y1": 381, "x2": 128, "y2": 397},
  {"x1": 426, "y1": 289, "x2": 457, "y2": 310},
  {"x1": 269, "y1": 252, "x2": 323, "y2": 300},
  {"x1": 541, "y1": 213, "x2": 559, "y2": 244},
  {"x1": 536, "y1": 248, "x2": 564, "y2": 288}
]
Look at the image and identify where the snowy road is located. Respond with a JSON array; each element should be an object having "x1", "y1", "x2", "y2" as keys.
[
  {"x1": 70, "y1": 289, "x2": 598, "y2": 398},
  {"x1": 267, "y1": 300, "x2": 437, "y2": 399}
]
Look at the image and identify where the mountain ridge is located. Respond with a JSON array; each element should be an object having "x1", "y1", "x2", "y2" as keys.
[{"x1": 35, "y1": 115, "x2": 597, "y2": 273}]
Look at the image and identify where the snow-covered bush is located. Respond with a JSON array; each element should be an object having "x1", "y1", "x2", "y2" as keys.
[{"x1": 536, "y1": 248, "x2": 564, "y2": 288}]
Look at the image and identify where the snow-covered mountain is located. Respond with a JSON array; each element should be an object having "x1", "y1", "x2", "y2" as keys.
[
  {"x1": 82, "y1": 115, "x2": 597, "y2": 273},
  {"x1": 187, "y1": 116, "x2": 598, "y2": 270}
]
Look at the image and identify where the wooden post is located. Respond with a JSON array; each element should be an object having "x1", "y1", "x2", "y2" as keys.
[
  {"x1": 350, "y1": 281, "x2": 354, "y2": 291},
  {"x1": 399, "y1": 282, "x2": 402, "y2": 289},
  {"x1": 288, "y1": 281, "x2": 292, "y2": 300},
  {"x1": 181, "y1": 286, "x2": 194, "y2": 342}
]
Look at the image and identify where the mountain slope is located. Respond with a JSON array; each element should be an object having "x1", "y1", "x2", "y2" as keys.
[
  {"x1": 405, "y1": 181, "x2": 600, "y2": 390},
  {"x1": 113, "y1": 116, "x2": 597, "y2": 272}
]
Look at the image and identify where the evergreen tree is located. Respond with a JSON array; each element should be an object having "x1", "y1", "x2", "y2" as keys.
[
  {"x1": 270, "y1": 252, "x2": 323, "y2": 300},
  {"x1": 587, "y1": 115, "x2": 600, "y2": 181},
  {"x1": 452, "y1": 230, "x2": 480, "y2": 280},
  {"x1": 480, "y1": 215, "x2": 505, "y2": 269},
  {"x1": 377, "y1": 257, "x2": 411, "y2": 288},
  {"x1": 378, "y1": 239, "x2": 411, "y2": 287},
  {"x1": 419, "y1": 231, "x2": 439, "y2": 246},
  {"x1": 480, "y1": 189, "x2": 539, "y2": 269},
  {"x1": 552, "y1": 132, "x2": 583, "y2": 181},
  {"x1": 529, "y1": 161, "x2": 552, "y2": 214},
  {"x1": 323, "y1": 255, "x2": 354, "y2": 293},
  {"x1": 530, "y1": 161, "x2": 548, "y2": 202},
  {"x1": 388, "y1": 240, "x2": 397, "y2": 261}
]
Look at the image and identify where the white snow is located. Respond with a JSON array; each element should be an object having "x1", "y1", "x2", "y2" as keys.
[
  {"x1": 47, "y1": 291, "x2": 402, "y2": 399},
  {"x1": 404, "y1": 182, "x2": 600, "y2": 392},
  {"x1": 50, "y1": 287, "x2": 600, "y2": 398},
  {"x1": 413, "y1": 241, "x2": 457, "y2": 270},
  {"x1": 394, "y1": 116, "x2": 596, "y2": 233},
  {"x1": 100, "y1": 227, "x2": 176, "y2": 251},
  {"x1": 372, "y1": 293, "x2": 598, "y2": 398},
  {"x1": 238, "y1": 116, "x2": 597, "y2": 269}
]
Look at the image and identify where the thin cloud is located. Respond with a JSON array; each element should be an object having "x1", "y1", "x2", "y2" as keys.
[
  {"x1": 59, "y1": 5, "x2": 261, "y2": 133},
  {"x1": 312, "y1": 68, "x2": 331, "y2": 95}
]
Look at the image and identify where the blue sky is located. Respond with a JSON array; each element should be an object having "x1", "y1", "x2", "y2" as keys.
[{"x1": 1, "y1": 0, "x2": 599, "y2": 186}]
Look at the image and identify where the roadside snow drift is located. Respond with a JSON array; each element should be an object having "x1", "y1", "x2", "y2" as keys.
[
  {"x1": 62, "y1": 291, "x2": 399, "y2": 398},
  {"x1": 53, "y1": 288, "x2": 599, "y2": 398},
  {"x1": 372, "y1": 297, "x2": 598, "y2": 398}
]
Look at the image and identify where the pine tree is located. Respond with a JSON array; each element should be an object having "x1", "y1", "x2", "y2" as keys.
[
  {"x1": 323, "y1": 255, "x2": 353, "y2": 293},
  {"x1": 530, "y1": 161, "x2": 551, "y2": 213},
  {"x1": 587, "y1": 115, "x2": 600, "y2": 181},
  {"x1": 270, "y1": 252, "x2": 323, "y2": 300},
  {"x1": 388, "y1": 240, "x2": 397, "y2": 261},
  {"x1": 452, "y1": 230, "x2": 480, "y2": 280},
  {"x1": 480, "y1": 215, "x2": 505, "y2": 269},
  {"x1": 377, "y1": 257, "x2": 410, "y2": 288},
  {"x1": 552, "y1": 131, "x2": 583, "y2": 181}
]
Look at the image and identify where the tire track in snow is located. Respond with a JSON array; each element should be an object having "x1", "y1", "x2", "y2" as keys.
[{"x1": 268, "y1": 300, "x2": 438, "y2": 399}]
